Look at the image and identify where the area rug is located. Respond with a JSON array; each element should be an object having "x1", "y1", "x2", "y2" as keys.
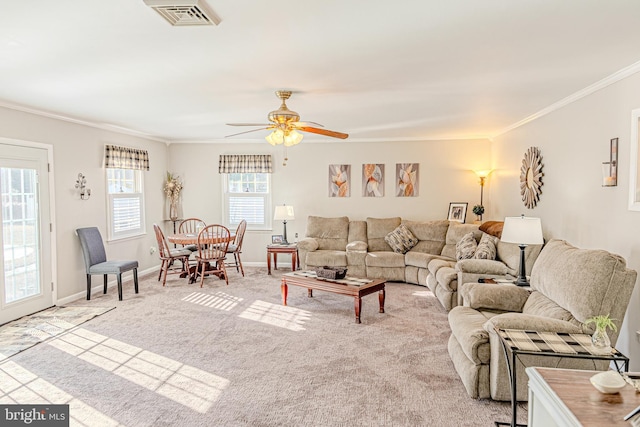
[{"x1": 0, "y1": 306, "x2": 115, "y2": 360}]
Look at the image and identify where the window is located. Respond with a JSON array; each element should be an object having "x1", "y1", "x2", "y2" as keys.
[
  {"x1": 223, "y1": 173, "x2": 271, "y2": 230},
  {"x1": 106, "y1": 168, "x2": 145, "y2": 240}
]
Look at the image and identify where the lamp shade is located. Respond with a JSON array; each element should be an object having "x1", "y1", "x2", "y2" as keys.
[
  {"x1": 501, "y1": 216, "x2": 543, "y2": 245},
  {"x1": 274, "y1": 205, "x2": 295, "y2": 221}
]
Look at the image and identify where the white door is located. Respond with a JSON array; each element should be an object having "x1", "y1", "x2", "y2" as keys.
[{"x1": 0, "y1": 143, "x2": 53, "y2": 325}]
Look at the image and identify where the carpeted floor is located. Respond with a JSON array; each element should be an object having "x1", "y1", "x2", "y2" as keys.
[
  {"x1": 0, "y1": 305, "x2": 114, "y2": 360},
  {"x1": 0, "y1": 267, "x2": 526, "y2": 426}
]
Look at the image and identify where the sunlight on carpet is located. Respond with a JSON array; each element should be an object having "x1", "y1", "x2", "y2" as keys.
[
  {"x1": 238, "y1": 300, "x2": 310, "y2": 331},
  {"x1": 412, "y1": 290, "x2": 435, "y2": 298},
  {"x1": 47, "y1": 328, "x2": 229, "y2": 413},
  {"x1": 0, "y1": 360, "x2": 123, "y2": 426},
  {"x1": 181, "y1": 291, "x2": 243, "y2": 311},
  {"x1": 0, "y1": 306, "x2": 115, "y2": 361}
]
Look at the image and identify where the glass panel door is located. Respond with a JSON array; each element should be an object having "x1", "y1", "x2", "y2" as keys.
[{"x1": 0, "y1": 143, "x2": 52, "y2": 325}]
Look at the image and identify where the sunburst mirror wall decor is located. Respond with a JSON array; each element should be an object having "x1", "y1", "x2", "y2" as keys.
[{"x1": 520, "y1": 146, "x2": 543, "y2": 209}]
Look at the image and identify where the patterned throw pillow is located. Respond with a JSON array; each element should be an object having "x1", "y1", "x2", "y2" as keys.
[
  {"x1": 474, "y1": 233, "x2": 498, "y2": 260},
  {"x1": 455, "y1": 232, "x2": 477, "y2": 260},
  {"x1": 385, "y1": 224, "x2": 419, "y2": 254}
]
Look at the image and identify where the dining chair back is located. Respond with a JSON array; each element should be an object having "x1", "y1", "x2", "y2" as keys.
[
  {"x1": 225, "y1": 220, "x2": 247, "y2": 276},
  {"x1": 195, "y1": 224, "x2": 231, "y2": 287},
  {"x1": 178, "y1": 218, "x2": 206, "y2": 251},
  {"x1": 153, "y1": 224, "x2": 192, "y2": 286},
  {"x1": 76, "y1": 227, "x2": 139, "y2": 301}
]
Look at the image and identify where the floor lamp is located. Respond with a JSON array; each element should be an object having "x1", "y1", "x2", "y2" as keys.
[
  {"x1": 473, "y1": 170, "x2": 492, "y2": 221},
  {"x1": 500, "y1": 215, "x2": 543, "y2": 286},
  {"x1": 274, "y1": 205, "x2": 295, "y2": 244}
]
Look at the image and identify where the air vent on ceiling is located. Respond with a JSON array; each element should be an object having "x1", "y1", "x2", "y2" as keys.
[{"x1": 144, "y1": 0, "x2": 221, "y2": 26}]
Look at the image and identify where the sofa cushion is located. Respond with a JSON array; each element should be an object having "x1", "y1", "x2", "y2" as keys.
[
  {"x1": 405, "y1": 252, "x2": 448, "y2": 269},
  {"x1": 428, "y1": 258, "x2": 456, "y2": 276},
  {"x1": 456, "y1": 232, "x2": 477, "y2": 261},
  {"x1": 366, "y1": 217, "x2": 401, "y2": 252},
  {"x1": 530, "y1": 239, "x2": 636, "y2": 327},
  {"x1": 474, "y1": 233, "x2": 498, "y2": 260},
  {"x1": 305, "y1": 250, "x2": 347, "y2": 267},
  {"x1": 365, "y1": 251, "x2": 405, "y2": 268},
  {"x1": 402, "y1": 220, "x2": 449, "y2": 254},
  {"x1": 441, "y1": 223, "x2": 482, "y2": 259},
  {"x1": 305, "y1": 216, "x2": 349, "y2": 251},
  {"x1": 385, "y1": 224, "x2": 418, "y2": 254}
]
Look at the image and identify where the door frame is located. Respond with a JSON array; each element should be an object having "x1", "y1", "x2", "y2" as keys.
[{"x1": 0, "y1": 137, "x2": 57, "y2": 308}]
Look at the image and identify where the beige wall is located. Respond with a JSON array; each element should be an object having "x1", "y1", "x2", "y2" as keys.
[
  {"x1": 0, "y1": 106, "x2": 168, "y2": 301},
  {"x1": 490, "y1": 71, "x2": 640, "y2": 369},
  {"x1": 167, "y1": 139, "x2": 492, "y2": 264}
]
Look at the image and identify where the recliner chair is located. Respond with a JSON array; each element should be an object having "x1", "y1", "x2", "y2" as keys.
[{"x1": 447, "y1": 239, "x2": 637, "y2": 401}]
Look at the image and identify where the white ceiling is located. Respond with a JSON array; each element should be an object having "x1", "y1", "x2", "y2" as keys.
[{"x1": 2, "y1": 1, "x2": 640, "y2": 143}]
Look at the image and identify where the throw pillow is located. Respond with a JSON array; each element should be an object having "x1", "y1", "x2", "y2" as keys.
[
  {"x1": 479, "y1": 221, "x2": 504, "y2": 239},
  {"x1": 474, "y1": 233, "x2": 498, "y2": 260},
  {"x1": 385, "y1": 224, "x2": 419, "y2": 254},
  {"x1": 456, "y1": 232, "x2": 477, "y2": 261}
]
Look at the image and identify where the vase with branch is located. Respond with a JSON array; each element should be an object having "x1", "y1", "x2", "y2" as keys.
[{"x1": 164, "y1": 172, "x2": 183, "y2": 221}]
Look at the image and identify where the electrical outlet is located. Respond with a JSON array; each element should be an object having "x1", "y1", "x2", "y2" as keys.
[{"x1": 150, "y1": 247, "x2": 156, "y2": 255}]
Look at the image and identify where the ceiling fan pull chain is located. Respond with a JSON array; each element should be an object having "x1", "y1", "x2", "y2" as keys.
[{"x1": 283, "y1": 146, "x2": 288, "y2": 166}]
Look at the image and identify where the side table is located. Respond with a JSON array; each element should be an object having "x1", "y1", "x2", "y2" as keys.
[
  {"x1": 267, "y1": 244, "x2": 299, "y2": 275},
  {"x1": 495, "y1": 328, "x2": 629, "y2": 427}
]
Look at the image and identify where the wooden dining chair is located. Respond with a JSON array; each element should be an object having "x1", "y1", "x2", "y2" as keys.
[
  {"x1": 225, "y1": 219, "x2": 247, "y2": 276},
  {"x1": 178, "y1": 218, "x2": 206, "y2": 252},
  {"x1": 153, "y1": 224, "x2": 192, "y2": 286},
  {"x1": 195, "y1": 224, "x2": 231, "y2": 287}
]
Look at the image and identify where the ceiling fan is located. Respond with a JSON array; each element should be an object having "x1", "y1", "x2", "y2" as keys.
[{"x1": 226, "y1": 90, "x2": 349, "y2": 146}]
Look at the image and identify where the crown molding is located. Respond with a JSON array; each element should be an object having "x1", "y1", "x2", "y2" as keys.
[
  {"x1": 493, "y1": 59, "x2": 640, "y2": 138},
  {"x1": 0, "y1": 100, "x2": 169, "y2": 143}
]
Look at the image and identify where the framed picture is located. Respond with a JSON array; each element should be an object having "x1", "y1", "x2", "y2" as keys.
[
  {"x1": 447, "y1": 202, "x2": 468, "y2": 223},
  {"x1": 271, "y1": 235, "x2": 284, "y2": 244},
  {"x1": 362, "y1": 164, "x2": 384, "y2": 197},
  {"x1": 329, "y1": 164, "x2": 351, "y2": 197},
  {"x1": 396, "y1": 163, "x2": 419, "y2": 197}
]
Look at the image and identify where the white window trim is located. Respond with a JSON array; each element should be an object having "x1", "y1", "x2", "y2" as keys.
[
  {"x1": 106, "y1": 169, "x2": 146, "y2": 241},
  {"x1": 221, "y1": 174, "x2": 272, "y2": 231}
]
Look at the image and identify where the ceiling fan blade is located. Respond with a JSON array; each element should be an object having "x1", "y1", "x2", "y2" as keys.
[
  {"x1": 227, "y1": 123, "x2": 272, "y2": 126},
  {"x1": 225, "y1": 127, "x2": 272, "y2": 138},
  {"x1": 297, "y1": 126, "x2": 349, "y2": 139},
  {"x1": 293, "y1": 121, "x2": 324, "y2": 128}
]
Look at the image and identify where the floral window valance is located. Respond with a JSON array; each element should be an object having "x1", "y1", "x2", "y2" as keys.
[
  {"x1": 218, "y1": 154, "x2": 273, "y2": 173},
  {"x1": 104, "y1": 144, "x2": 150, "y2": 171}
]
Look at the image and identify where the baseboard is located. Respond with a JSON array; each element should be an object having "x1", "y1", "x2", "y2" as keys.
[{"x1": 57, "y1": 265, "x2": 160, "y2": 305}]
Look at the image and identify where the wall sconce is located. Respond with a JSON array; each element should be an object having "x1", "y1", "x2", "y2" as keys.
[
  {"x1": 602, "y1": 138, "x2": 618, "y2": 187},
  {"x1": 75, "y1": 173, "x2": 91, "y2": 200}
]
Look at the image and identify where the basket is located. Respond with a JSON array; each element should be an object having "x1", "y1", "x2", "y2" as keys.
[{"x1": 314, "y1": 266, "x2": 347, "y2": 280}]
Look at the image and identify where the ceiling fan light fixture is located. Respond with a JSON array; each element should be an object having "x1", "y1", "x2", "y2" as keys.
[
  {"x1": 283, "y1": 130, "x2": 303, "y2": 147},
  {"x1": 265, "y1": 129, "x2": 284, "y2": 146}
]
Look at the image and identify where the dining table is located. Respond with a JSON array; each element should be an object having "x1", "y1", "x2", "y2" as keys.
[{"x1": 167, "y1": 231, "x2": 235, "y2": 283}]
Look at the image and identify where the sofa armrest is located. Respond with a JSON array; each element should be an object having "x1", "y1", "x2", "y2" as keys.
[
  {"x1": 456, "y1": 259, "x2": 509, "y2": 275},
  {"x1": 461, "y1": 283, "x2": 530, "y2": 312},
  {"x1": 297, "y1": 238, "x2": 319, "y2": 252},
  {"x1": 484, "y1": 313, "x2": 584, "y2": 335},
  {"x1": 346, "y1": 240, "x2": 367, "y2": 252}
]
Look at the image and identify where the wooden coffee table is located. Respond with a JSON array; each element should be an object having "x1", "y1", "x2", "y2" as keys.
[{"x1": 281, "y1": 271, "x2": 386, "y2": 324}]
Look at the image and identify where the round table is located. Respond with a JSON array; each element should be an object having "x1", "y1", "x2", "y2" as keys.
[{"x1": 167, "y1": 232, "x2": 235, "y2": 283}]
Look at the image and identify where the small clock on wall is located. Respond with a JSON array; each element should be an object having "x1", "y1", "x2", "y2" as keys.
[{"x1": 520, "y1": 146, "x2": 543, "y2": 209}]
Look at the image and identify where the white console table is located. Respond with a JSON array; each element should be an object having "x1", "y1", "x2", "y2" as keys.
[{"x1": 527, "y1": 367, "x2": 640, "y2": 426}]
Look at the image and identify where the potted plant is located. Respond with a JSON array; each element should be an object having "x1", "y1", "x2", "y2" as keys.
[
  {"x1": 472, "y1": 205, "x2": 484, "y2": 222},
  {"x1": 585, "y1": 314, "x2": 617, "y2": 350}
]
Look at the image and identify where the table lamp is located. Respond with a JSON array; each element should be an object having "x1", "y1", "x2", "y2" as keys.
[
  {"x1": 500, "y1": 215, "x2": 543, "y2": 286},
  {"x1": 274, "y1": 205, "x2": 295, "y2": 244}
]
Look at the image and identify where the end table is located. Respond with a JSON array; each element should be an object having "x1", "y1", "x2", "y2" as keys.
[{"x1": 267, "y1": 244, "x2": 299, "y2": 274}]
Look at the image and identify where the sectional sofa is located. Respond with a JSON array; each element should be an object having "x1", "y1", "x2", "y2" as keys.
[{"x1": 297, "y1": 216, "x2": 540, "y2": 311}]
